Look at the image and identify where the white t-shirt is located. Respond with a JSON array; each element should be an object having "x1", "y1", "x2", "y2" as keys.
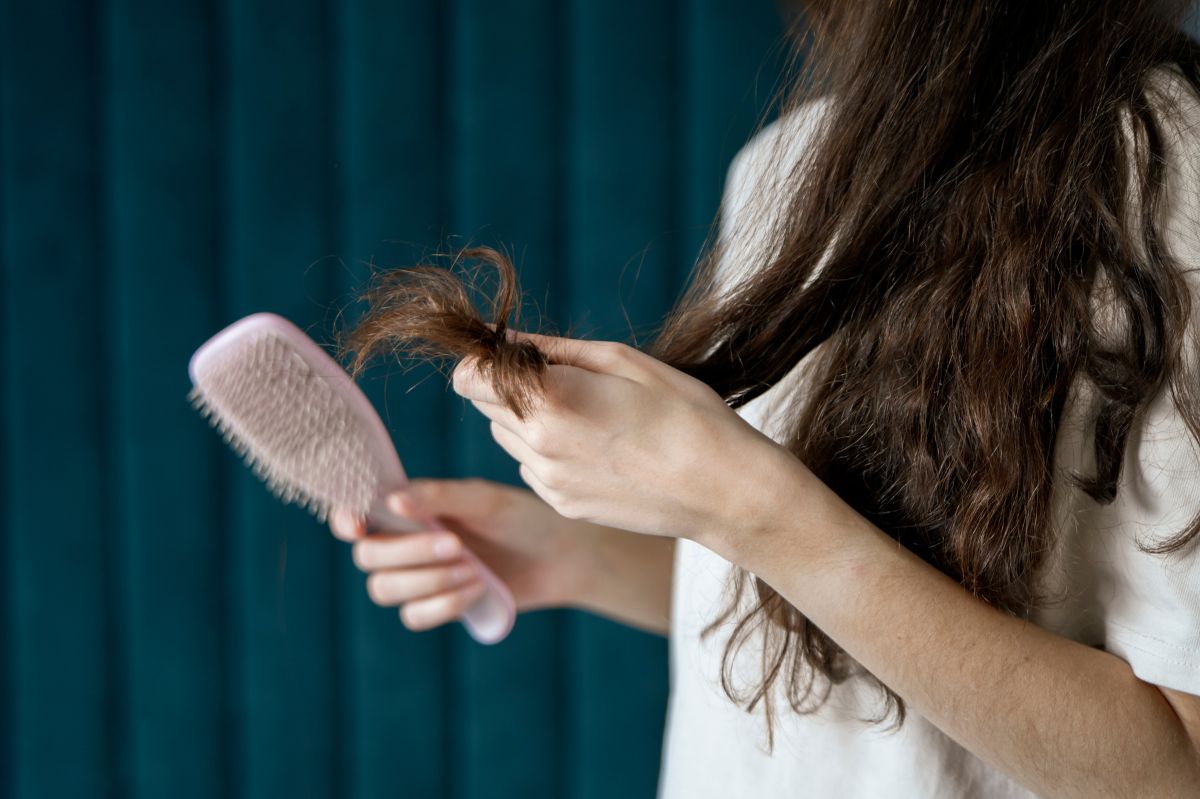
[{"x1": 659, "y1": 68, "x2": 1200, "y2": 798}]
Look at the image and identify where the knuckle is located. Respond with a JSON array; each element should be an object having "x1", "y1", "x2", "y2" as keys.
[
  {"x1": 399, "y1": 605, "x2": 424, "y2": 630},
  {"x1": 366, "y1": 574, "x2": 389, "y2": 605},
  {"x1": 351, "y1": 541, "x2": 371, "y2": 570},
  {"x1": 489, "y1": 423, "x2": 513, "y2": 453},
  {"x1": 431, "y1": 533, "x2": 462, "y2": 559},
  {"x1": 539, "y1": 460, "x2": 568, "y2": 490},
  {"x1": 541, "y1": 482, "x2": 569, "y2": 513},
  {"x1": 526, "y1": 424, "x2": 554, "y2": 454},
  {"x1": 596, "y1": 340, "x2": 629, "y2": 364},
  {"x1": 539, "y1": 473, "x2": 583, "y2": 517},
  {"x1": 554, "y1": 498, "x2": 582, "y2": 520},
  {"x1": 537, "y1": 377, "x2": 569, "y2": 413},
  {"x1": 402, "y1": 599, "x2": 443, "y2": 631},
  {"x1": 419, "y1": 481, "x2": 445, "y2": 505},
  {"x1": 436, "y1": 566, "x2": 463, "y2": 590},
  {"x1": 420, "y1": 572, "x2": 443, "y2": 594},
  {"x1": 444, "y1": 586, "x2": 477, "y2": 616},
  {"x1": 602, "y1": 340, "x2": 627, "y2": 356},
  {"x1": 426, "y1": 568, "x2": 453, "y2": 594}
]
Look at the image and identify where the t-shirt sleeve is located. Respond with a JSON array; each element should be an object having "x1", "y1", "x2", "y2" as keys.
[
  {"x1": 1097, "y1": 383, "x2": 1200, "y2": 696},
  {"x1": 1088, "y1": 68, "x2": 1200, "y2": 696},
  {"x1": 712, "y1": 97, "x2": 830, "y2": 299},
  {"x1": 711, "y1": 121, "x2": 778, "y2": 299}
]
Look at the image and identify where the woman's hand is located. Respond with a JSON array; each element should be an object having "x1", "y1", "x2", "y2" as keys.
[
  {"x1": 328, "y1": 478, "x2": 591, "y2": 632},
  {"x1": 451, "y1": 331, "x2": 792, "y2": 545}
]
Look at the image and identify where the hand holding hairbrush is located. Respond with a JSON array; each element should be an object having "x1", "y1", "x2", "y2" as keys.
[{"x1": 188, "y1": 312, "x2": 517, "y2": 644}]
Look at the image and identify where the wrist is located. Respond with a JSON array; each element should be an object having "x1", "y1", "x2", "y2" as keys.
[
  {"x1": 563, "y1": 523, "x2": 675, "y2": 634},
  {"x1": 544, "y1": 514, "x2": 609, "y2": 609},
  {"x1": 702, "y1": 443, "x2": 891, "y2": 618},
  {"x1": 695, "y1": 439, "x2": 829, "y2": 573}
]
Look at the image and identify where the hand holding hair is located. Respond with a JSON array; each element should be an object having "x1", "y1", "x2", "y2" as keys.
[
  {"x1": 448, "y1": 327, "x2": 794, "y2": 544},
  {"x1": 341, "y1": 246, "x2": 791, "y2": 544},
  {"x1": 338, "y1": 242, "x2": 787, "y2": 542}
]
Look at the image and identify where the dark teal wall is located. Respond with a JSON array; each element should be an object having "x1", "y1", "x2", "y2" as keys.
[{"x1": 0, "y1": 2, "x2": 783, "y2": 797}]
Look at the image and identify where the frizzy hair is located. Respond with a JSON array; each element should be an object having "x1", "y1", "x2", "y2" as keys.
[
  {"x1": 341, "y1": 1, "x2": 1200, "y2": 743},
  {"x1": 341, "y1": 246, "x2": 548, "y2": 419}
]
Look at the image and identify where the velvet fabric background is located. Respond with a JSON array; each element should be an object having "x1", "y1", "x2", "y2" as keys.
[{"x1": 0, "y1": 1, "x2": 783, "y2": 797}]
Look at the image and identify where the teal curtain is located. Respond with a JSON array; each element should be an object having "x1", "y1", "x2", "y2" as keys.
[{"x1": 0, "y1": 2, "x2": 783, "y2": 797}]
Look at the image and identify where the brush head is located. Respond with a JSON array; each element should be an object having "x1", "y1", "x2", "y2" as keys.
[{"x1": 188, "y1": 313, "x2": 405, "y2": 523}]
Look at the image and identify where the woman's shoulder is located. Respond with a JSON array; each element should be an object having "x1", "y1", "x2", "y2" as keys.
[
  {"x1": 716, "y1": 97, "x2": 832, "y2": 293},
  {"x1": 723, "y1": 96, "x2": 832, "y2": 218}
]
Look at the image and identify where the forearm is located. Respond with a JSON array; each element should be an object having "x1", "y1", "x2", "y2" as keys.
[
  {"x1": 564, "y1": 521, "x2": 675, "y2": 635},
  {"x1": 708, "y1": 451, "x2": 1200, "y2": 798}
]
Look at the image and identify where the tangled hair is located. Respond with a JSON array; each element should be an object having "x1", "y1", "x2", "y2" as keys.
[
  {"x1": 342, "y1": 246, "x2": 548, "y2": 418},
  {"x1": 344, "y1": 0, "x2": 1200, "y2": 742}
]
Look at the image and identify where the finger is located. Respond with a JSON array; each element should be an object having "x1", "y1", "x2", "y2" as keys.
[
  {"x1": 399, "y1": 579, "x2": 488, "y2": 631},
  {"x1": 471, "y1": 366, "x2": 607, "y2": 424},
  {"x1": 505, "y1": 330, "x2": 647, "y2": 380},
  {"x1": 468, "y1": 397, "x2": 525, "y2": 433},
  {"x1": 519, "y1": 462, "x2": 555, "y2": 506},
  {"x1": 386, "y1": 477, "x2": 505, "y2": 522},
  {"x1": 455, "y1": 332, "x2": 647, "y2": 387},
  {"x1": 451, "y1": 355, "x2": 501, "y2": 403},
  {"x1": 352, "y1": 531, "x2": 463, "y2": 571},
  {"x1": 365, "y1": 562, "x2": 479, "y2": 607},
  {"x1": 489, "y1": 419, "x2": 543, "y2": 464},
  {"x1": 329, "y1": 507, "x2": 367, "y2": 542}
]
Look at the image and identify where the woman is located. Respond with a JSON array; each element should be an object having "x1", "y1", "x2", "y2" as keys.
[{"x1": 332, "y1": 2, "x2": 1200, "y2": 796}]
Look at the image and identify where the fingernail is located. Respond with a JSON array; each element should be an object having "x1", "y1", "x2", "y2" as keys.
[
  {"x1": 433, "y1": 537, "x2": 461, "y2": 558},
  {"x1": 451, "y1": 564, "x2": 476, "y2": 582}
]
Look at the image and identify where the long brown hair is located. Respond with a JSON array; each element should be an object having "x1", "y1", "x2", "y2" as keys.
[
  {"x1": 343, "y1": 0, "x2": 1200, "y2": 736},
  {"x1": 649, "y1": 0, "x2": 1200, "y2": 732}
]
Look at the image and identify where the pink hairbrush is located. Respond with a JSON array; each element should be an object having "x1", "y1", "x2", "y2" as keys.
[{"x1": 187, "y1": 312, "x2": 516, "y2": 644}]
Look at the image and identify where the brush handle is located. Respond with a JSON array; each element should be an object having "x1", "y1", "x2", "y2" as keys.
[{"x1": 367, "y1": 505, "x2": 516, "y2": 645}]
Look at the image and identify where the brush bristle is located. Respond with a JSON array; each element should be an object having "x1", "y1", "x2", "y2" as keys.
[{"x1": 189, "y1": 330, "x2": 381, "y2": 522}]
